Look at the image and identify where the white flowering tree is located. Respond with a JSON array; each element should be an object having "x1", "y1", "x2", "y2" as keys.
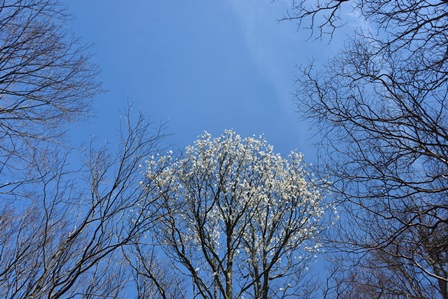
[{"x1": 142, "y1": 130, "x2": 328, "y2": 299}]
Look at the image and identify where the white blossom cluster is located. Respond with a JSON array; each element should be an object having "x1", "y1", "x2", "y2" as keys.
[{"x1": 142, "y1": 130, "x2": 329, "y2": 297}]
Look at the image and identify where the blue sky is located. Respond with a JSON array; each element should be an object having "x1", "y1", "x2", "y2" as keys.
[{"x1": 65, "y1": 1, "x2": 332, "y2": 161}]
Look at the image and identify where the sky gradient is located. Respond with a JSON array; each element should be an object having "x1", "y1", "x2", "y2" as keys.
[{"x1": 64, "y1": 0, "x2": 334, "y2": 161}]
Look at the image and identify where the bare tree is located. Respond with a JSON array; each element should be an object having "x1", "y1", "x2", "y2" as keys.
[
  {"x1": 0, "y1": 0, "x2": 101, "y2": 192},
  {"x1": 324, "y1": 245, "x2": 446, "y2": 299},
  {"x1": 123, "y1": 243, "x2": 188, "y2": 299},
  {"x1": 285, "y1": 0, "x2": 448, "y2": 298},
  {"x1": 0, "y1": 108, "x2": 165, "y2": 298},
  {"x1": 0, "y1": 1, "x2": 188, "y2": 297},
  {"x1": 142, "y1": 130, "x2": 329, "y2": 299}
]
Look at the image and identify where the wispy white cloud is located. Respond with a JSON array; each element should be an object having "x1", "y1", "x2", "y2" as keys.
[{"x1": 226, "y1": 0, "x2": 325, "y2": 118}]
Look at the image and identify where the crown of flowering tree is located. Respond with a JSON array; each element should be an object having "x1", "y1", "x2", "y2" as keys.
[{"x1": 141, "y1": 130, "x2": 332, "y2": 299}]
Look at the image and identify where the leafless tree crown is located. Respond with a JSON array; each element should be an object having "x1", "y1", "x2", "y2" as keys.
[
  {"x1": 0, "y1": 1, "x2": 175, "y2": 297},
  {"x1": 0, "y1": 0, "x2": 101, "y2": 182},
  {"x1": 287, "y1": 0, "x2": 448, "y2": 297}
]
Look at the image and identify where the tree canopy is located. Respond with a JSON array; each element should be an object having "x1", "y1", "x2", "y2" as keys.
[
  {"x1": 142, "y1": 130, "x2": 330, "y2": 299},
  {"x1": 287, "y1": 0, "x2": 448, "y2": 297}
]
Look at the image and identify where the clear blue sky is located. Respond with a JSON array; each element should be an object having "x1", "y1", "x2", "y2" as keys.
[{"x1": 64, "y1": 0, "x2": 332, "y2": 161}]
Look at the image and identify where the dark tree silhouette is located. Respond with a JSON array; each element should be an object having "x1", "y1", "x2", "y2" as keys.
[
  {"x1": 0, "y1": 0, "x2": 101, "y2": 194},
  {"x1": 286, "y1": 0, "x2": 448, "y2": 297},
  {"x1": 0, "y1": 108, "x2": 166, "y2": 298}
]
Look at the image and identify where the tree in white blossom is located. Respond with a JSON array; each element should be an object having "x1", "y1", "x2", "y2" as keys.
[{"x1": 142, "y1": 130, "x2": 330, "y2": 299}]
